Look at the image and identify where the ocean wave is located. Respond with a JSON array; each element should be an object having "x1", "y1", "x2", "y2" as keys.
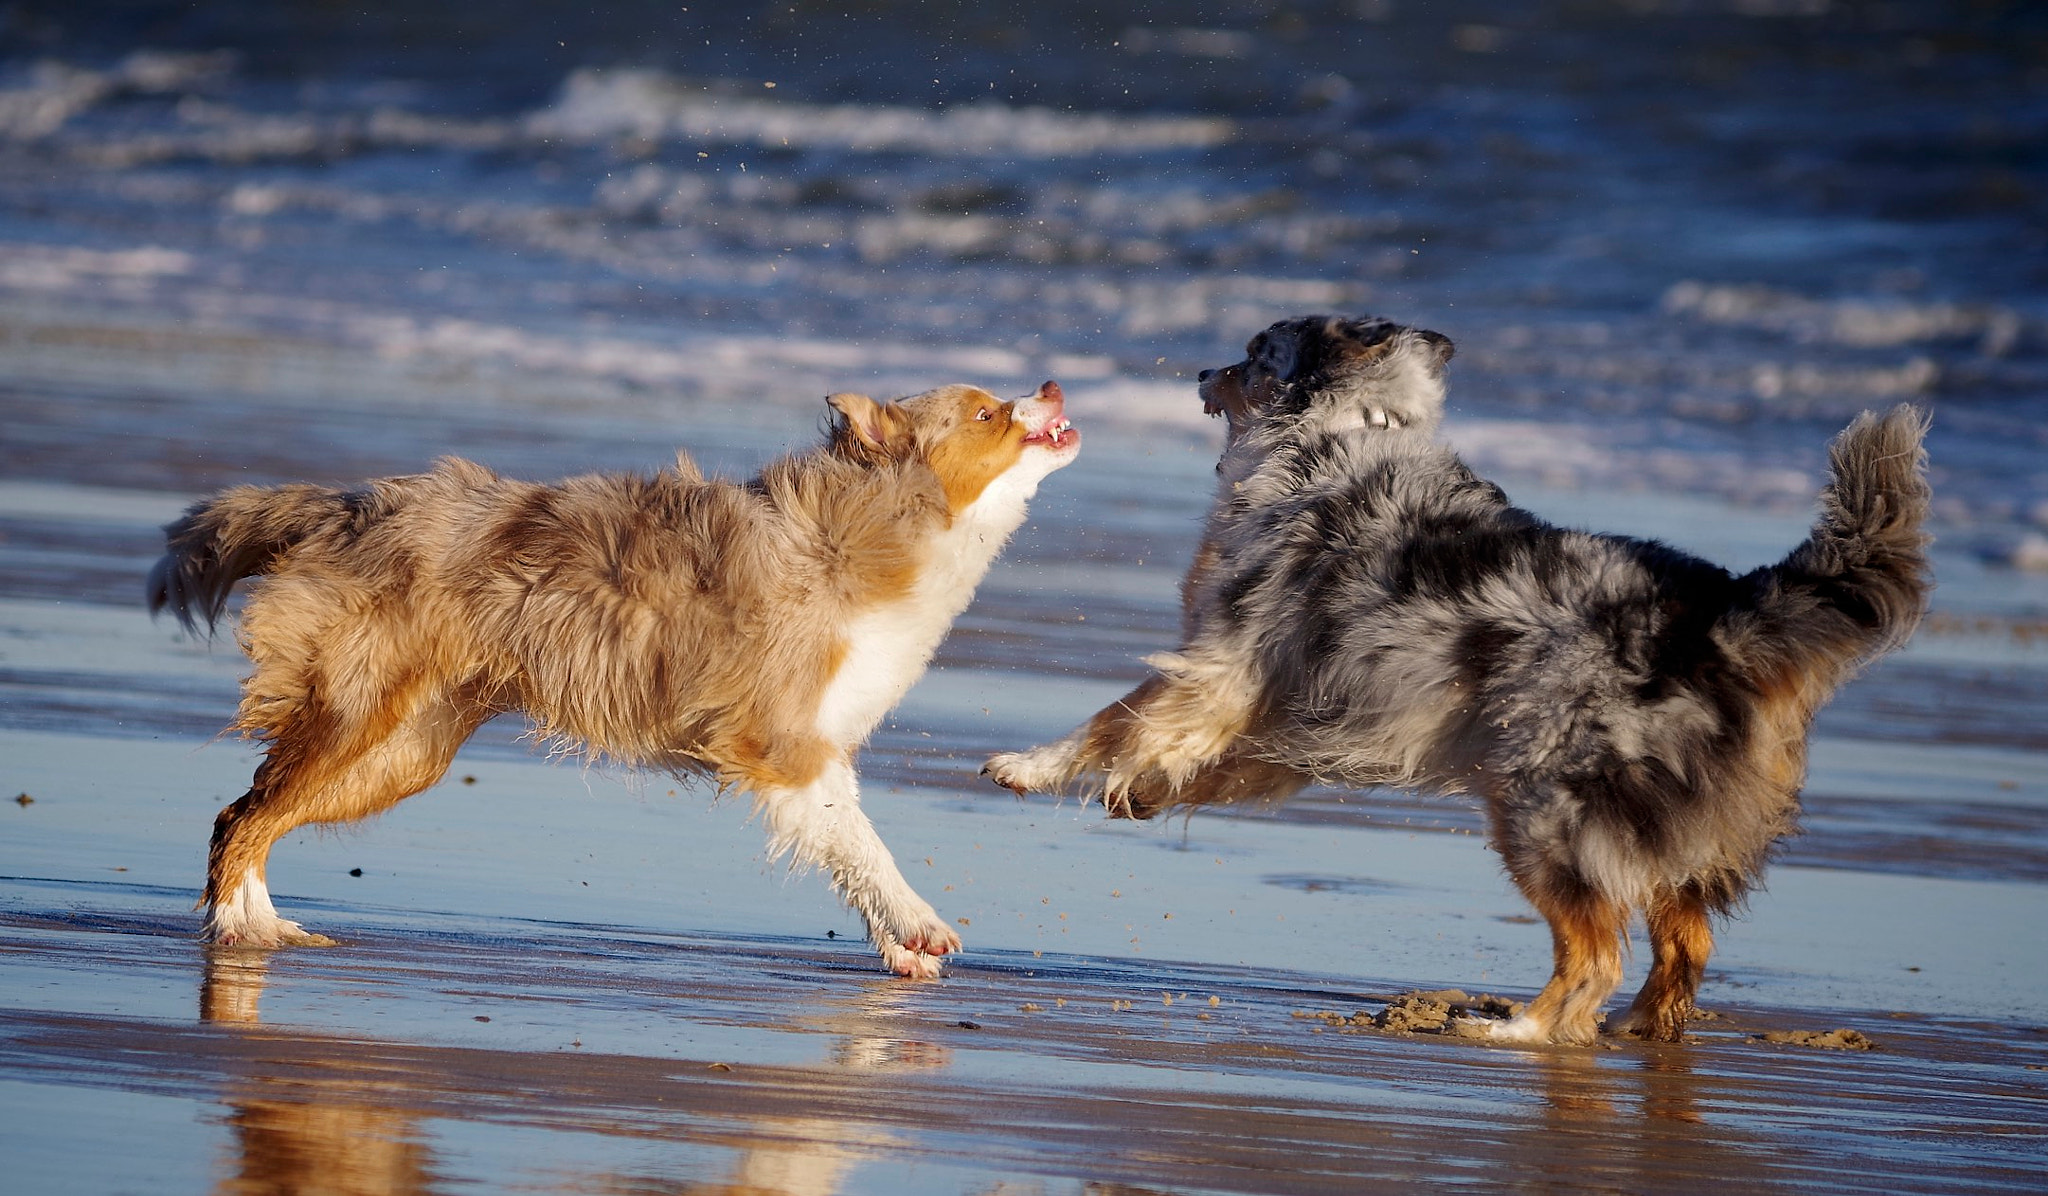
[
  {"x1": 0, "y1": 52, "x2": 234, "y2": 140},
  {"x1": 0, "y1": 243, "x2": 195, "y2": 291},
  {"x1": 1663, "y1": 281, "x2": 2026, "y2": 357},
  {"x1": 6, "y1": 55, "x2": 1232, "y2": 171},
  {"x1": 528, "y1": 68, "x2": 1235, "y2": 157}
]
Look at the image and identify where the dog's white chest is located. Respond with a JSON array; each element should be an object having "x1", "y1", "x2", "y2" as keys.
[
  {"x1": 811, "y1": 485, "x2": 1032, "y2": 747},
  {"x1": 813, "y1": 599, "x2": 952, "y2": 746}
]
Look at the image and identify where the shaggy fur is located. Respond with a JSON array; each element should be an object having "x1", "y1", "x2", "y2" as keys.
[
  {"x1": 986, "y1": 316, "x2": 1931, "y2": 1043},
  {"x1": 152, "y1": 381, "x2": 1079, "y2": 977}
]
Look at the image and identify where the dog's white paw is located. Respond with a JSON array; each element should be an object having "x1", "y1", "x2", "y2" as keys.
[
  {"x1": 894, "y1": 907, "x2": 961, "y2": 958},
  {"x1": 205, "y1": 920, "x2": 337, "y2": 949},
  {"x1": 203, "y1": 881, "x2": 339, "y2": 949},
  {"x1": 1480, "y1": 1013, "x2": 1552, "y2": 1044},
  {"x1": 982, "y1": 746, "x2": 1070, "y2": 794},
  {"x1": 1477, "y1": 1011, "x2": 1601, "y2": 1046},
  {"x1": 879, "y1": 920, "x2": 957, "y2": 979},
  {"x1": 1446, "y1": 1014, "x2": 1496, "y2": 1040},
  {"x1": 981, "y1": 752, "x2": 1030, "y2": 793},
  {"x1": 881, "y1": 942, "x2": 947, "y2": 979},
  {"x1": 867, "y1": 902, "x2": 959, "y2": 979}
]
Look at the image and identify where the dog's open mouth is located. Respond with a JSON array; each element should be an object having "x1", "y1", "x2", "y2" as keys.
[
  {"x1": 1020, "y1": 381, "x2": 1078, "y2": 448},
  {"x1": 1025, "y1": 416, "x2": 1076, "y2": 447}
]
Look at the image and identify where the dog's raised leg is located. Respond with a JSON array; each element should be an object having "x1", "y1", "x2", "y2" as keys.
[
  {"x1": 985, "y1": 649, "x2": 1258, "y2": 813},
  {"x1": 1605, "y1": 886, "x2": 1713, "y2": 1042},
  {"x1": 759, "y1": 757, "x2": 960, "y2": 979},
  {"x1": 981, "y1": 676, "x2": 1172, "y2": 808}
]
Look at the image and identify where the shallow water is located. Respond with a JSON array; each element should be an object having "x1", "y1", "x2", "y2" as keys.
[{"x1": 4, "y1": 2, "x2": 2048, "y2": 1192}]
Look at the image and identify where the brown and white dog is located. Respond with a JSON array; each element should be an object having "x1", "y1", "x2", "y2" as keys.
[
  {"x1": 987, "y1": 315, "x2": 1931, "y2": 1043},
  {"x1": 151, "y1": 382, "x2": 1079, "y2": 977}
]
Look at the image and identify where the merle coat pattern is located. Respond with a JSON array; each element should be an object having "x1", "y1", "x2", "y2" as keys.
[{"x1": 986, "y1": 316, "x2": 1930, "y2": 1044}]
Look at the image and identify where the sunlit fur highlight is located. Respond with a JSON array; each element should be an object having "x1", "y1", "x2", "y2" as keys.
[
  {"x1": 987, "y1": 314, "x2": 1930, "y2": 1043},
  {"x1": 151, "y1": 381, "x2": 1079, "y2": 978}
]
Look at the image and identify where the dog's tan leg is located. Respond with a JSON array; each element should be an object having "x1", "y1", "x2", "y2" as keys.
[
  {"x1": 757, "y1": 756, "x2": 959, "y2": 979},
  {"x1": 1485, "y1": 882, "x2": 1628, "y2": 1046},
  {"x1": 206, "y1": 696, "x2": 483, "y2": 948},
  {"x1": 1606, "y1": 887, "x2": 1713, "y2": 1042}
]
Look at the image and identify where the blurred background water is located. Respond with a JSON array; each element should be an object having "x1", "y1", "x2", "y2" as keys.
[{"x1": 2, "y1": 0, "x2": 2044, "y2": 530}]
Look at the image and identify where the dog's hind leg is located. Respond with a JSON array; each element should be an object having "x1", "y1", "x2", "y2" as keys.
[
  {"x1": 1605, "y1": 885, "x2": 1714, "y2": 1042},
  {"x1": 1484, "y1": 874, "x2": 1628, "y2": 1046},
  {"x1": 205, "y1": 692, "x2": 485, "y2": 948},
  {"x1": 757, "y1": 756, "x2": 959, "y2": 979}
]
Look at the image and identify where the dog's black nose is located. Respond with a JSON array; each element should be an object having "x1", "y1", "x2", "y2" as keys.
[{"x1": 1198, "y1": 369, "x2": 1214, "y2": 382}]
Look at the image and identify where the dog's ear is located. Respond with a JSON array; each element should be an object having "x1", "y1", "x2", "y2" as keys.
[
  {"x1": 827, "y1": 392, "x2": 913, "y2": 460},
  {"x1": 1304, "y1": 316, "x2": 1400, "y2": 381},
  {"x1": 1415, "y1": 329, "x2": 1456, "y2": 369}
]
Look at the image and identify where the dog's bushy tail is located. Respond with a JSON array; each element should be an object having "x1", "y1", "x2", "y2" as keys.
[
  {"x1": 147, "y1": 483, "x2": 362, "y2": 636},
  {"x1": 1741, "y1": 404, "x2": 1932, "y2": 686}
]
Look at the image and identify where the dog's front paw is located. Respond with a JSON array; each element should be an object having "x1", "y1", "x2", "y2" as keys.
[
  {"x1": 1477, "y1": 1014, "x2": 1552, "y2": 1044},
  {"x1": 1602, "y1": 1004, "x2": 1688, "y2": 1043},
  {"x1": 898, "y1": 913, "x2": 961, "y2": 959},
  {"x1": 203, "y1": 911, "x2": 338, "y2": 949},
  {"x1": 981, "y1": 751, "x2": 1035, "y2": 795},
  {"x1": 982, "y1": 743, "x2": 1076, "y2": 795},
  {"x1": 870, "y1": 905, "x2": 960, "y2": 979},
  {"x1": 1476, "y1": 1010, "x2": 1599, "y2": 1047},
  {"x1": 881, "y1": 917, "x2": 960, "y2": 980},
  {"x1": 881, "y1": 942, "x2": 947, "y2": 979}
]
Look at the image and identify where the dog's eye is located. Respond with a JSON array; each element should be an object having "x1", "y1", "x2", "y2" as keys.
[{"x1": 974, "y1": 407, "x2": 995, "y2": 422}]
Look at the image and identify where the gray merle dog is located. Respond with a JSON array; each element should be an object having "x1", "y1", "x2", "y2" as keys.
[{"x1": 986, "y1": 315, "x2": 1930, "y2": 1044}]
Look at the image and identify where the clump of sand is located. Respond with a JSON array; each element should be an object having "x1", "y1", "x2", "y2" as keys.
[
  {"x1": 1752, "y1": 1028, "x2": 1878, "y2": 1050},
  {"x1": 1293, "y1": 990, "x2": 1525, "y2": 1037}
]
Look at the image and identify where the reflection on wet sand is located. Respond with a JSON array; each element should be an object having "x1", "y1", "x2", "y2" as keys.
[
  {"x1": 1531, "y1": 1044, "x2": 1701, "y2": 1126},
  {"x1": 193, "y1": 951, "x2": 1754, "y2": 1196},
  {"x1": 203, "y1": 951, "x2": 443, "y2": 1196},
  {"x1": 659, "y1": 981, "x2": 950, "y2": 1196},
  {"x1": 199, "y1": 950, "x2": 269, "y2": 1027},
  {"x1": 219, "y1": 1097, "x2": 438, "y2": 1196},
  {"x1": 0, "y1": 909, "x2": 2029, "y2": 1195},
  {"x1": 198, "y1": 952, "x2": 944, "y2": 1196},
  {"x1": 1401, "y1": 1044, "x2": 1779, "y2": 1194}
]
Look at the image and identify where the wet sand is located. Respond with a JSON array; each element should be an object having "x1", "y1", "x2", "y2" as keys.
[{"x1": 4, "y1": 310, "x2": 2047, "y2": 1193}]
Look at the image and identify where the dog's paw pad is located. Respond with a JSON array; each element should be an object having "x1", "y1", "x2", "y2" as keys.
[
  {"x1": 897, "y1": 917, "x2": 962, "y2": 959},
  {"x1": 882, "y1": 944, "x2": 947, "y2": 980},
  {"x1": 919, "y1": 928, "x2": 963, "y2": 957}
]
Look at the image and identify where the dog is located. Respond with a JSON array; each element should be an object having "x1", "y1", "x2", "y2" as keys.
[
  {"x1": 150, "y1": 381, "x2": 1079, "y2": 978},
  {"x1": 986, "y1": 316, "x2": 1930, "y2": 1043}
]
